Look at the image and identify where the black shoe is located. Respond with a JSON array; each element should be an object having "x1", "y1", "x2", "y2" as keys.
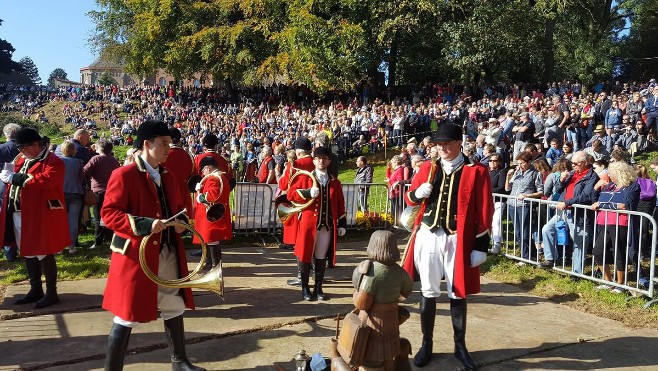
[
  {"x1": 15, "y1": 257, "x2": 44, "y2": 305},
  {"x1": 414, "y1": 340, "x2": 433, "y2": 367},
  {"x1": 35, "y1": 255, "x2": 59, "y2": 309},
  {"x1": 300, "y1": 262, "x2": 313, "y2": 301},
  {"x1": 164, "y1": 316, "x2": 206, "y2": 371},
  {"x1": 539, "y1": 260, "x2": 554, "y2": 269}
]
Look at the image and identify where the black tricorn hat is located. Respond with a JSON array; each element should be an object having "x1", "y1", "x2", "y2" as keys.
[
  {"x1": 135, "y1": 120, "x2": 170, "y2": 148},
  {"x1": 294, "y1": 137, "x2": 312, "y2": 151},
  {"x1": 435, "y1": 123, "x2": 463, "y2": 142},
  {"x1": 168, "y1": 127, "x2": 182, "y2": 141},
  {"x1": 199, "y1": 156, "x2": 218, "y2": 169},
  {"x1": 202, "y1": 133, "x2": 219, "y2": 148},
  {"x1": 313, "y1": 146, "x2": 332, "y2": 158},
  {"x1": 14, "y1": 128, "x2": 42, "y2": 147}
]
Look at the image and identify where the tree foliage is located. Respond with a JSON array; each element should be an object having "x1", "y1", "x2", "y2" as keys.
[
  {"x1": 48, "y1": 68, "x2": 68, "y2": 86},
  {"x1": 97, "y1": 71, "x2": 118, "y2": 86},
  {"x1": 0, "y1": 19, "x2": 24, "y2": 75},
  {"x1": 19, "y1": 57, "x2": 40, "y2": 85},
  {"x1": 89, "y1": 0, "x2": 651, "y2": 92}
]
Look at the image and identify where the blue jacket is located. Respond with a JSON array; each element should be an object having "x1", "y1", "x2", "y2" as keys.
[
  {"x1": 0, "y1": 139, "x2": 19, "y2": 164},
  {"x1": 647, "y1": 95, "x2": 658, "y2": 114},
  {"x1": 556, "y1": 168, "x2": 600, "y2": 226}
]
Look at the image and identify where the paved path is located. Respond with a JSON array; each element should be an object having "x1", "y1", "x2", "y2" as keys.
[{"x1": 1, "y1": 242, "x2": 657, "y2": 370}]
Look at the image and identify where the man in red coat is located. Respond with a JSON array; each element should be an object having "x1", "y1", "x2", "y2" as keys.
[
  {"x1": 277, "y1": 137, "x2": 314, "y2": 285},
  {"x1": 194, "y1": 133, "x2": 235, "y2": 190},
  {"x1": 257, "y1": 146, "x2": 276, "y2": 184},
  {"x1": 192, "y1": 156, "x2": 232, "y2": 268},
  {"x1": 101, "y1": 120, "x2": 205, "y2": 371},
  {"x1": 403, "y1": 123, "x2": 493, "y2": 370},
  {"x1": 163, "y1": 127, "x2": 195, "y2": 216},
  {"x1": 287, "y1": 146, "x2": 346, "y2": 301},
  {"x1": 0, "y1": 128, "x2": 70, "y2": 309}
]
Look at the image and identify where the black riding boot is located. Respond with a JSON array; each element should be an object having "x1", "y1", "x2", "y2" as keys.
[
  {"x1": 164, "y1": 315, "x2": 206, "y2": 371},
  {"x1": 413, "y1": 296, "x2": 436, "y2": 367},
  {"x1": 287, "y1": 258, "x2": 302, "y2": 286},
  {"x1": 35, "y1": 254, "x2": 59, "y2": 309},
  {"x1": 313, "y1": 258, "x2": 328, "y2": 301},
  {"x1": 104, "y1": 323, "x2": 132, "y2": 371},
  {"x1": 300, "y1": 262, "x2": 313, "y2": 301},
  {"x1": 15, "y1": 257, "x2": 44, "y2": 305},
  {"x1": 451, "y1": 298, "x2": 477, "y2": 370},
  {"x1": 209, "y1": 245, "x2": 222, "y2": 268}
]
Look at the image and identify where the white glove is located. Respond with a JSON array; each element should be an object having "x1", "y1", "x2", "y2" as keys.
[
  {"x1": 310, "y1": 187, "x2": 320, "y2": 198},
  {"x1": 470, "y1": 250, "x2": 487, "y2": 268},
  {"x1": 337, "y1": 228, "x2": 346, "y2": 237},
  {"x1": 195, "y1": 182, "x2": 202, "y2": 192},
  {"x1": 0, "y1": 170, "x2": 14, "y2": 184},
  {"x1": 414, "y1": 183, "x2": 432, "y2": 199}
]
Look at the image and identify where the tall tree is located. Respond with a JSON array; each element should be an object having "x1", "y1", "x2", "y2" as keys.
[
  {"x1": 0, "y1": 19, "x2": 24, "y2": 75},
  {"x1": 619, "y1": 0, "x2": 658, "y2": 80},
  {"x1": 48, "y1": 68, "x2": 68, "y2": 86},
  {"x1": 97, "y1": 71, "x2": 117, "y2": 86},
  {"x1": 19, "y1": 56, "x2": 41, "y2": 84}
]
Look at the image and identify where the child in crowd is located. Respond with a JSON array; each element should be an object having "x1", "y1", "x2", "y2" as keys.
[{"x1": 545, "y1": 138, "x2": 563, "y2": 166}]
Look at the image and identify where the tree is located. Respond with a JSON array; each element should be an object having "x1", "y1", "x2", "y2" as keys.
[
  {"x1": 0, "y1": 19, "x2": 24, "y2": 75},
  {"x1": 19, "y1": 56, "x2": 40, "y2": 84},
  {"x1": 97, "y1": 71, "x2": 117, "y2": 86},
  {"x1": 48, "y1": 68, "x2": 68, "y2": 86}
]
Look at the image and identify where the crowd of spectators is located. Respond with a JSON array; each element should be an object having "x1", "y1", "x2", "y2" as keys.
[{"x1": 2, "y1": 78, "x2": 658, "y2": 291}]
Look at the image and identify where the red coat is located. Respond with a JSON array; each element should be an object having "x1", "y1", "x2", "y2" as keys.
[
  {"x1": 192, "y1": 171, "x2": 232, "y2": 244},
  {"x1": 277, "y1": 156, "x2": 314, "y2": 244},
  {"x1": 258, "y1": 156, "x2": 276, "y2": 184},
  {"x1": 163, "y1": 146, "x2": 195, "y2": 216},
  {"x1": 0, "y1": 152, "x2": 70, "y2": 255},
  {"x1": 194, "y1": 151, "x2": 233, "y2": 181},
  {"x1": 288, "y1": 171, "x2": 346, "y2": 265},
  {"x1": 403, "y1": 159, "x2": 493, "y2": 298},
  {"x1": 101, "y1": 157, "x2": 194, "y2": 322}
]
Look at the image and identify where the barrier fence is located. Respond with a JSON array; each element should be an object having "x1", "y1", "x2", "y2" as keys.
[
  {"x1": 493, "y1": 193, "x2": 657, "y2": 301},
  {"x1": 227, "y1": 182, "x2": 394, "y2": 239}
]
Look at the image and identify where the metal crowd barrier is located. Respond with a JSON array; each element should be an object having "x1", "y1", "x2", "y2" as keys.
[
  {"x1": 228, "y1": 182, "x2": 395, "y2": 240},
  {"x1": 230, "y1": 182, "x2": 277, "y2": 236},
  {"x1": 341, "y1": 183, "x2": 391, "y2": 230},
  {"x1": 493, "y1": 193, "x2": 657, "y2": 301}
]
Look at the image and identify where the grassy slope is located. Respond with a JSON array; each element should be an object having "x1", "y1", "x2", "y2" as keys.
[{"x1": 2, "y1": 101, "x2": 658, "y2": 327}]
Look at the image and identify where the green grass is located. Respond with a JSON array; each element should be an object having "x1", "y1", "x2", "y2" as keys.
[{"x1": 481, "y1": 256, "x2": 658, "y2": 329}]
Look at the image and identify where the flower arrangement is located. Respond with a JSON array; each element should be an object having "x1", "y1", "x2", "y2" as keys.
[{"x1": 355, "y1": 210, "x2": 393, "y2": 229}]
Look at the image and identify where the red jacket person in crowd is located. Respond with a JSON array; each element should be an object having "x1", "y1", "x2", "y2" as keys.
[
  {"x1": 101, "y1": 120, "x2": 205, "y2": 371},
  {"x1": 192, "y1": 156, "x2": 232, "y2": 269},
  {"x1": 403, "y1": 123, "x2": 494, "y2": 370},
  {"x1": 0, "y1": 128, "x2": 70, "y2": 309},
  {"x1": 277, "y1": 137, "x2": 314, "y2": 285},
  {"x1": 287, "y1": 146, "x2": 346, "y2": 301}
]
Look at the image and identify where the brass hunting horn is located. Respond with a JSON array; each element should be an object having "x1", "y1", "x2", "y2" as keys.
[
  {"x1": 276, "y1": 168, "x2": 318, "y2": 223},
  {"x1": 195, "y1": 172, "x2": 228, "y2": 222},
  {"x1": 139, "y1": 220, "x2": 224, "y2": 299}
]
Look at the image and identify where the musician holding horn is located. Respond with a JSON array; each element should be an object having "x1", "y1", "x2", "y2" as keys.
[
  {"x1": 277, "y1": 137, "x2": 314, "y2": 281},
  {"x1": 403, "y1": 123, "x2": 493, "y2": 370},
  {"x1": 101, "y1": 120, "x2": 205, "y2": 371},
  {"x1": 193, "y1": 156, "x2": 231, "y2": 269},
  {"x1": 287, "y1": 146, "x2": 346, "y2": 301}
]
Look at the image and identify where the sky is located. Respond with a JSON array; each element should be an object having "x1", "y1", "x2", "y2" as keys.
[{"x1": 2, "y1": 1, "x2": 99, "y2": 84}]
